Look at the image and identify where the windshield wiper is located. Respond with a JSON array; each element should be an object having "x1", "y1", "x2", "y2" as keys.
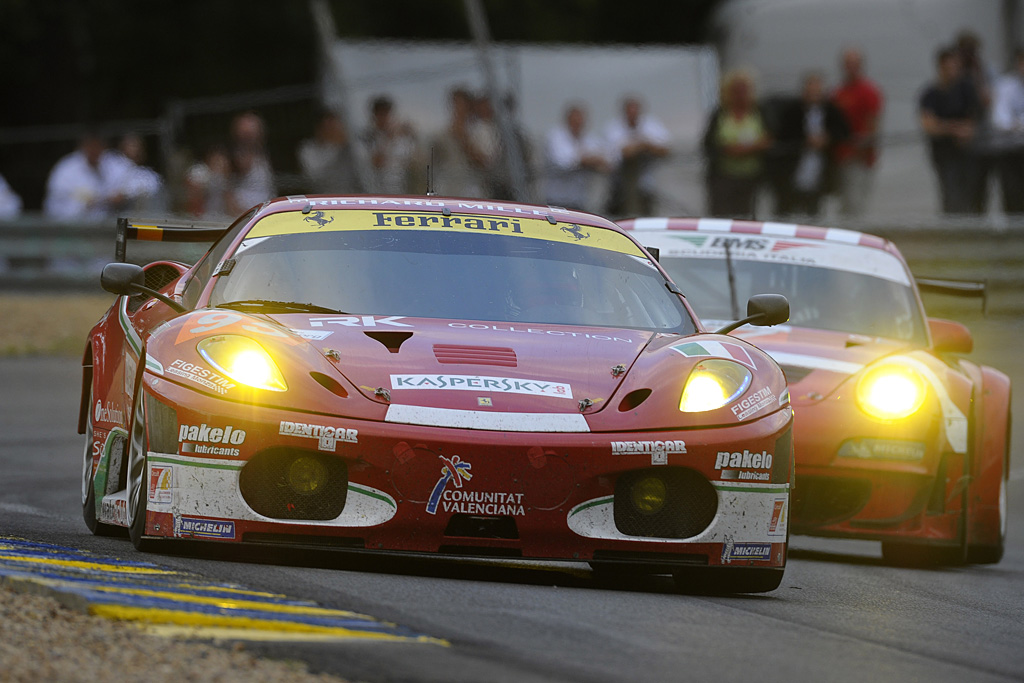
[{"x1": 216, "y1": 299, "x2": 346, "y2": 314}]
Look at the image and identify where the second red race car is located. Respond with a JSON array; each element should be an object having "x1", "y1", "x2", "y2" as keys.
[
  {"x1": 622, "y1": 217, "x2": 1010, "y2": 566},
  {"x1": 80, "y1": 196, "x2": 794, "y2": 593}
]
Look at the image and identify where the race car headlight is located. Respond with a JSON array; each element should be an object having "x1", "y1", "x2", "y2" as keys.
[
  {"x1": 679, "y1": 359, "x2": 752, "y2": 413},
  {"x1": 630, "y1": 476, "x2": 667, "y2": 515},
  {"x1": 855, "y1": 363, "x2": 926, "y2": 421},
  {"x1": 197, "y1": 335, "x2": 288, "y2": 392}
]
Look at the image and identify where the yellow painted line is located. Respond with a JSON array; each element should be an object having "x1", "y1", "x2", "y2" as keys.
[
  {"x1": 0, "y1": 553, "x2": 176, "y2": 575},
  {"x1": 26, "y1": 577, "x2": 372, "y2": 619},
  {"x1": 93, "y1": 605, "x2": 448, "y2": 645},
  {"x1": 138, "y1": 624, "x2": 447, "y2": 644}
]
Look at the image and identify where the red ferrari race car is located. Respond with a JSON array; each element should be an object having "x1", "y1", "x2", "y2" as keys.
[
  {"x1": 622, "y1": 217, "x2": 1011, "y2": 566},
  {"x1": 80, "y1": 197, "x2": 794, "y2": 593}
]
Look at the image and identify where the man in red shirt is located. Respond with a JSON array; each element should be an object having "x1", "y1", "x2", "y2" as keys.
[{"x1": 832, "y1": 48, "x2": 884, "y2": 218}]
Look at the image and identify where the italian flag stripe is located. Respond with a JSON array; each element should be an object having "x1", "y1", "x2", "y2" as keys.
[{"x1": 671, "y1": 340, "x2": 756, "y2": 369}]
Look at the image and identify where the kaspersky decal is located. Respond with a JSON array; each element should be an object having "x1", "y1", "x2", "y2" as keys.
[
  {"x1": 392, "y1": 374, "x2": 573, "y2": 399},
  {"x1": 672, "y1": 340, "x2": 757, "y2": 370},
  {"x1": 425, "y1": 455, "x2": 527, "y2": 516}
]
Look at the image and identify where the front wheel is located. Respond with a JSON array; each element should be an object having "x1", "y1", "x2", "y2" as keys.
[
  {"x1": 126, "y1": 379, "x2": 157, "y2": 551},
  {"x1": 82, "y1": 385, "x2": 118, "y2": 536},
  {"x1": 967, "y1": 475, "x2": 1006, "y2": 564}
]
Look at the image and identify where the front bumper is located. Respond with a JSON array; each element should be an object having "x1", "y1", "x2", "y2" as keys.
[
  {"x1": 789, "y1": 398, "x2": 964, "y2": 544},
  {"x1": 142, "y1": 376, "x2": 794, "y2": 569}
]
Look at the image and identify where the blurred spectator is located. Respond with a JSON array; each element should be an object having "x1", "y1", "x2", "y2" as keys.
[
  {"x1": 543, "y1": 103, "x2": 608, "y2": 211},
  {"x1": 773, "y1": 72, "x2": 849, "y2": 217},
  {"x1": 0, "y1": 173, "x2": 22, "y2": 219},
  {"x1": 298, "y1": 109, "x2": 363, "y2": 195},
  {"x1": 493, "y1": 93, "x2": 535, "y2": 201},
  {"x1": 229, "y1": 111, "x2": 275, "y2": 211},
  {"x1": 604, "y1": 96, "x2": 670, "y2": 215},
  {"x1": 43, "y1": 132, "x2": 124, "y2": 220},
  {"x1": 832, "y1": 48, "x2": 884, "y2": 218},
  {"x1": 702, "y1": 69, "x2": 771, "y2": 219},
  {"x1": 432, "y1": 87, "x2": 487, "y2": 197},
  {"x1": 991, "y1": 48, "x2": 1024, "y2": 214},
  {"x1": 954, "y1": 30, "x2": 997, "y2": 212},
  {"x1": 184, "y1": 146, "x2": 232, "y2": 219},
  {"x1": 920, "y1": 47, "x2": 981, "y2": 214},
  {"x1": 107, "y1": 133, "x2": 165, "y2": 213},
  {"x1": 360, "y1": 95, "x2": 418, "y2": 194},
  {"x1": 469, "y1": 95, "x2": 502, "y2": 196}
]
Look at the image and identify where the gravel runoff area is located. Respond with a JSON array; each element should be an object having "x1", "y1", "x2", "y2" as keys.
[
  {"x1": 0, "y1": 579, "x2": 348, "y2": 683},
  {"x1": 0, "y1": 293, "x2": 114, "y2": 355}
]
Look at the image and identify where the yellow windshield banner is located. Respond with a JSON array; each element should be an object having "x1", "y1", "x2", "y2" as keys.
[{"x1": 245, "y1": 210, "x2": 646, "y2": 256}]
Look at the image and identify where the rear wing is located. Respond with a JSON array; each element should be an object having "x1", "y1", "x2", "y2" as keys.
[
  {"x1": 915, "y1": 276, "x2": 988, "y2": 314},
  {"x1": 115, "y1": 217, "x2": 231, "y2": 262}
]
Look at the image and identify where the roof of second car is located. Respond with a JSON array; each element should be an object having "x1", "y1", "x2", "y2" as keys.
[{"x1": 620, "y1": 217, "x2": 897, "y2": 253}]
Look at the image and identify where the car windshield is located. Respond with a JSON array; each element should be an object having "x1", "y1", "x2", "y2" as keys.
[
  {"x1": 210, "y1": 215, "x2": 695, "y2": 334},
  {"x1": 660, "y1": 257, "x2": 926, "y2": 344}
]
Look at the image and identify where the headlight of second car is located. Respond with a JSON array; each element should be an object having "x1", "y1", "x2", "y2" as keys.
[
  {"x1": 197, "y1": 335, "x2": 288, "y2": 392},
  {"x1": 855, "y1": 362, "x2": 926, "y2": 421},
  {"x1": 679, "y1": 359, "x2": 752, "y2": 413}
]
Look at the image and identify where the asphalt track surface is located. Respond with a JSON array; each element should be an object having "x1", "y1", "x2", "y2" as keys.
[{"x1": 2, "y1": 315, "x2": 1023, "y2": 683}]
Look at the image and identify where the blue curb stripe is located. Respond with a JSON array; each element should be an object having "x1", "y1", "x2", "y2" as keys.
[{"x1": 0, "y1": 537, "x2": 439, "y2": 643}]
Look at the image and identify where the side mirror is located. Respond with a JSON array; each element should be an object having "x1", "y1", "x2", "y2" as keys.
[
  {"x1": 714, "y1": 294, "x2": 790, "y2": 335},
  {"x1": 101, "y1": 262, "x2": 145, "y2": 296},
  {"x1": 928, "y1": 317, "x2": 973, "y2": 354},
  {"x1": 100, "y1": 262, "x2": 188, "y2": 313},
  {"x1": 747, "y1": 294, "x2": 790, "y2": 327}
]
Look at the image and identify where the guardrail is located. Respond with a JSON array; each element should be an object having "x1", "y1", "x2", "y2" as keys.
[{"x1": 2, "y1": 213, "x2": 1022, "y2": 313}]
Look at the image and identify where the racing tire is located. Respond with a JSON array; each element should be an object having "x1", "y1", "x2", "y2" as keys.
[
  {"x1": 967, "y1": 415, "x2": 1010, "y2": 565},
  {"x1": 882, "y1": 486, "x2": 970, "y2": 567},
  {"x1": 967, "y1": 475, "x2": 1007, "y2": 565},
  {"x1": 672, "y1": 567, "x2": 785, "y2": 595},
  {"x1": 126, "y1": 378, "x2": 158, "y2": 552},
  {"x1": 82, "y1": 385, "x2": 119, "y2": 536}
]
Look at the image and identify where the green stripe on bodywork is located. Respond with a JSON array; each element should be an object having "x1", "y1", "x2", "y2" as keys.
[
  {"x1": 118, "y1": 298, "x2": 143, "y2": 357},
  {"x1": 347, "y1": 483, "x2": 397, "y2": 510},
  {"x1": 568, "y1": 496, "x2": 613, "y2": 518},
  {"x1": 712, "y1": 483, "x2": 790, "y2": 493},
  {"x1": 148, "y1": 455, "x2": 244, "y2": 471}
]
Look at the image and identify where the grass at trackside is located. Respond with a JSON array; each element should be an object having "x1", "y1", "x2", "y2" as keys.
[{"x1": 0, "y1": 294, "x2": 115, "y2": 356}]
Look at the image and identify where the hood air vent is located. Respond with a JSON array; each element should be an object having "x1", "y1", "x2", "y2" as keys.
[
  {"x1": 364, "y1": 331, "x2": 413, "y2": 353},
  {"x1": 433, "y1": 344, "x2": 517, "y2": 367}
]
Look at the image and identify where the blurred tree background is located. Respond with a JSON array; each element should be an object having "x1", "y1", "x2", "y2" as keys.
[{"x1": 0, "y1": 0, "x2": 718, "y2": 209}]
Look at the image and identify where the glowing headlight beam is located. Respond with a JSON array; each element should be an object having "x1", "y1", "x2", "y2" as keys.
[
  {"x1": 679, "y1": 359, "x2": 752, "y2": 413},
  {"x1": 855, "y1": 364, "x2": 926, "y2": 420},
  {"x1": 197, "y1": 335, "x2": 288, "y2": 392}
]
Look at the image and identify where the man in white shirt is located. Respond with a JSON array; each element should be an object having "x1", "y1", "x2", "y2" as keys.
[
  {"x1": 543, "y1": 104, "x2": 608, "y2": 211},
  {"x1": 991, "y1": 48, "x2": 1024, "y2": 213},
  {"x1": 603, "y1": 96, "x2": 670, "y2": 216},
  {"x1": 43, "y1": 133, "x2": 123, "y2": 221}
]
